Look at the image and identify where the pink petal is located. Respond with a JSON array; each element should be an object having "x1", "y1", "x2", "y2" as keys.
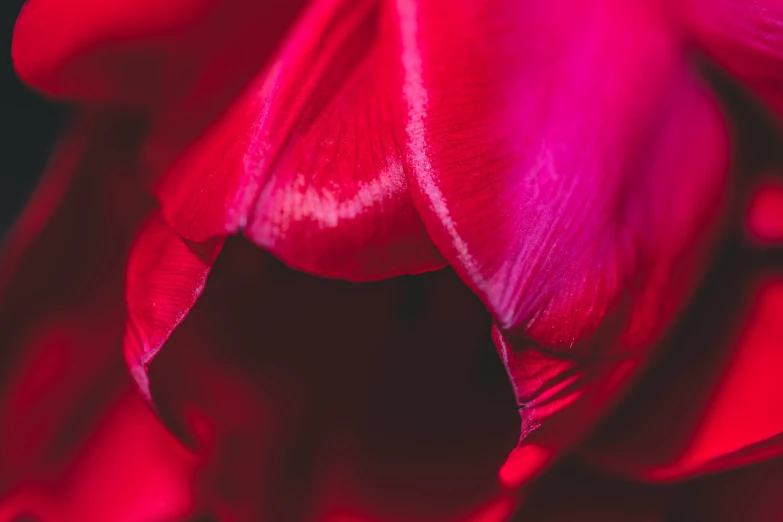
[
  {"x1": 680, "y1": 0, "x2": 783, "y2": 117},
  {"x1": 12, "y1": 0, "x2": 306, "y2": 106},
  {"x1": 395, "y1": 0, "x2": 728, "y2": 484},
  {"x1": 155, "y1": 0, "x2": 444, "y2": 281},
  {"x1": 0, "y1": 115, "x2": 155, "y2": 491},
  {"x1": 585, "y1": 273, "x2": 783, "y2": 481},
  {"x1": 0, "y1": 389, "x2": 198, "y2": 522},
  {"x1": 123, "y1": 213, "x2": 223, "y2": 402},
  {"x1": 747, "y1": 178, "x2": 783, "y2": 243}
]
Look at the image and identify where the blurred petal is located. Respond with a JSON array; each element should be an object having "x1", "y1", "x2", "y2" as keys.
[
  {"x1": 155, "y1": 0, "x2": 444, "y2": 280},
  {"x1": 680, "y1": 0, "x2": 783, "y2": 117},
  {"x1": 0, "y1": 389, "x2": 198, "y2": 522},
  {"x1": 144, "y1": 238, "x2": 519, "y2": 521},
  {"x1": 0, "y1": 114, "x2": 155, "y2": 493},
  {"x1": 12, "y1": 0, "x2": 306, "y2": 106},
  {"x1": 123, "y1": 213, "x2": 223, "y2": 402},
  {"x1": 747, "y1": 178, "x2": 783, "y2": 243},
  {"x1": 394, "y1": 0, "x2": 728, "y2": 484},
  {"x1": 585, "y1": 270, "x2": 783, "y2": 481}
]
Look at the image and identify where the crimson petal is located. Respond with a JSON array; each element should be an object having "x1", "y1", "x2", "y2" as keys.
[
  {"x1": 123, "y1": 213, "x2": 223, "y2": 402},
  {"x1": 0, "y1": 114, "x2": 176, "y2": 510},
  {"x1": 0, "y1": 390, "x2": 198, "y2": 522},
  {"x1": 584, "y1": 270, "x2": 783, "y2": 481},
  {"x1": 396, "y1": 0, "x2": 729, "y2": 484},
  {"x1": 155, "y1": 0, "x2": 444, "y2": 281}
]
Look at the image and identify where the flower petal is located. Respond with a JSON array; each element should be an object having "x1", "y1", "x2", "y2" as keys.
[
  {"x1": 123, "y1": 213, "x2": 223, "y2": 402},
  {"x1": 747, "y1": 178, "x2": 783, "y2": 244},
  {"x1": 0, "y1": 389, "x2": 198, "y2": 522},
  {"x1": 155, "y1": 0, "x2": 444, "y2": 281},
  {"x1": 0, "y1": 114, "x2": 152, "y2": 492},
  {"x1": 394, "y1": 0, "x2": 728, "y2": 484},
  {"x1": 680, "y1": 0, "x2": 783, "y2": 117},
  {"x1": 585, "y1": 269, "x2": 783, "y2": 482},
  {"x1": 12, "y1": 0, "x2": 307, "y2": 105}
]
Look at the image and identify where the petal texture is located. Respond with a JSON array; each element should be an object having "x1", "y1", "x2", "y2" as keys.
[
  {"x1": 395, "y1": 0, "x2": 729, "y2": 484},
  {"x1": 123, "y1": 213, "x2": 223, "y2": 402},
  {"x1": 155, "y1": 0, "x2": 444, "y2": 280}
]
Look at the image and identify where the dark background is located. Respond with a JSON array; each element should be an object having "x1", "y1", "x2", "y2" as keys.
[{"x1": 1, "y1": 0, "x2": 66, "y2": 238}]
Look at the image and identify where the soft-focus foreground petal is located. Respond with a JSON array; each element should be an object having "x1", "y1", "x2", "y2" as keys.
[
  {"x1": 123, "y1": 213, "x2": 223, "y2": 402},
  {"x1": 0, "y1": 389, "x2": 198, "y2": 522},
  {"x1": 0, "y1": 113, "x2": 148, "y2": 487},
  {"x1": 680, "y1": 0, "x2": 783, "y2": 118},
  {"x1": 143, "y1": 238, "x2": 519, "y2": 521},
  {"x1": 585, "y1": 261, "x2": 783, "y2": 481},
  {"x1": 0, "y1": 114, "x2": 196, "y2": 517},
  {"x1": 155, "y1": 0, "x2": 444, "y2": 280},
  {"x1": 396, "y1": 0, "x2": 729, "y2": 485},
  {"x1": 747, "y1": 178, "x2": 783, "y2": 243},
  {"x1": 12, "y1": 0, "x2": 306, "y2": 107}
]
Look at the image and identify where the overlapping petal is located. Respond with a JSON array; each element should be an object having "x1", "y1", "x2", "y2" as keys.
[
  {"x1": 123, "y1": 213, "x2": 223, "y2": 402},
  {"x1": 395, "y1": 0, "x2": 729, "y2": 484},
  {"x1": 154, "y1": 0, "x2": 444, "y2": 280}
]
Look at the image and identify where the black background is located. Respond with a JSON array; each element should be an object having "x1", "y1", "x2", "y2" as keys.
[{"x1": 1, "y1": 0, "x2": 66, "y2": 238}]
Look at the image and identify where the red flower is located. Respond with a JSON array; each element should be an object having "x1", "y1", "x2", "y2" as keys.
[{"x1": 3, "y1": 0, "x2": 783, "y2": 520}]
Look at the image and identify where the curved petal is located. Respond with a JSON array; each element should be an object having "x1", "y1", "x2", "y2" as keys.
[
  {"x1": 584, "y1": 268, "x2": 783, "y2": 482},
  {"x1": 123, "y1": 213, "x2": 223, "y2": 402},
  {"x1": 679, "y1": 0, "x2": 783, "y2": 118},
  {"x1": 0, "y1": 388, "x2": 197, "y2": 522},
  {"x1": 154, "y1": 0, "x2": 444, "y2": 281},
  {"x1": 0, "y1": 389, "x2": 198, "y2": 522},
  {"x1": 142, "y1": 238, "x2": 519, "y2": 521},
  {"x1": 394, "y1": 0, "x2": 729, "y2": 485},
  {"x1": 12, "y1": 0, "x2": 307, "y2": 106}
]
